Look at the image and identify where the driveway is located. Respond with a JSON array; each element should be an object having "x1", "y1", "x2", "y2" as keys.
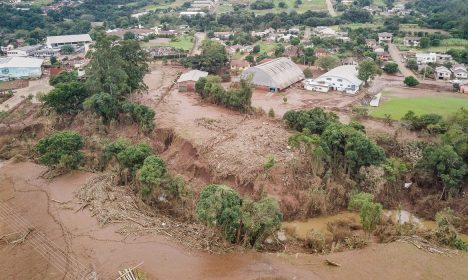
[
  {"x1": 0, "y1": 78, "x2": 52, "y2": 112},
  {"x1": 388, "y1": 43, "x2": 417, "y2": 79},
  {"x1": 189, "y1": 32, "x2": 206, "y2": 56},
  {"x1": 326, "y1": 0, "x2": 337, "y2": 17}
]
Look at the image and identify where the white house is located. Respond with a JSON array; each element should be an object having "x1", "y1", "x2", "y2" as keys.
[
  {"x1": 452, "y1": 64, "x2": 467, "y2": 79},
  {"x1": 46, "y1": 34, "x2": 93, "y2": 48},
  {"x1": 403, "y1": 37, "x2": 421, "y2": 47},
  {"x1": 312, "y1": 65, "x2": 363, "y2": 94},
  {"x1": 303, "y1": 80, "x2": 330, "y2": 92},
  {"x1": 6, "y1": 45, "x2": 42, "y2": 57},
  {"x1": 378, "y1": 32, "x2": 392, "y2": 44},
  {"x1": 436, "y1": 53, "x2": 453, "y2": 65},
  {"x1": 416, "y1": 52, "x2": 437, "y2": 65},
  {"x1": 434, "y1": 66, "x2": 451, "y2": 80}
]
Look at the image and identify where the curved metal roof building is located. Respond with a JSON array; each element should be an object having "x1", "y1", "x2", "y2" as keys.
[{"x1": 240, "y1": 57, "x2": 304, "y2": 92}]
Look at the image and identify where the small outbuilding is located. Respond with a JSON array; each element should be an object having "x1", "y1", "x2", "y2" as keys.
[
  {"x1": 240, "y1": 57, "x2": 304, "y2": 92},
  {"x1": 177, "y1": 69, "x2": 208, "y2": 92}
]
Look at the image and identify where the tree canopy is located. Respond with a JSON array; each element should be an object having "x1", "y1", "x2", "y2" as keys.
[{"x1": 35, "y1": 131, "x2": 84, "y2": 170}]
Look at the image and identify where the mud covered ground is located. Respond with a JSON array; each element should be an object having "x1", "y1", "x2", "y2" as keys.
[{"x1": 1, "y1": 161, "x2": 468, "y2": 280}]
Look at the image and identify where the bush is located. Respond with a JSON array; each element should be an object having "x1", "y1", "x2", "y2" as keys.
[
  {"x1": 83, "y1": 92, "x2": 120, "y2": 124},
  {"x1": 404, "y1": 76, "x2": 419, "y2": 87},
  {"x1": 264, "y1": 154, "x2": 275, "y2": 170},
  {"x1": 360, "y1": 201, "x2": 382, "y2": 234},
  {"x1": 116, "y1": 142, "x2": 153, "y2": 174},
  {"x1": 383, "y1": 62, "x2": 398, "y2": 74},
  {"x1": 241, "y1": 197, "x2": 282, "y2": 246},
  {"x1": 303, "y1": 68, "x2": 313, "y2": 78},
  {"x1": 283, "y1": 108, "x2": 339, "y2": 134},
  {"x1": 122, "y1": 102, "x2": 155, "y2": 132},
  {"x1": 348, "y1": 192, "x2": 374, "y2": 211},
  {"x1": 268, "y1": 108, "x2": 275, "y2": 118},
  {"x1": 138, "y1": 155, "x2": 167, "y2": 197},
  {"x1": 304, "y1": 230, "x2": 326, "y2": 253},
  {"x1": 41, "y1": 81, "x2": 89, "y2": 115},
  {"x1": 49, "y1": 71, "x2": 78, "y2": 86},
  {"x1": 103, "y1": 138, "x2": 130, "y2": 163},
  {"x1": 36, "y1": 131, "x2": 84, "y2": 170}
]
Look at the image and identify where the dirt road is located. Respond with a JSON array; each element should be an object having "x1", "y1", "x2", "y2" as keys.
[
  {"x1": 190, "y1": 32, "x2": 206, "y2": 56},
  {"x1": 1, "y1": 161, "x2": 468, "y2": 280},
  {"x1": 388, "y1": 43, "x2": 416, "y2": 79},
  {"x1": 326, "y1": 0, "x2": 337, "y2": 17},
  {"x1": 0, "y1": 78, "x2": 52, "y2": 112}
]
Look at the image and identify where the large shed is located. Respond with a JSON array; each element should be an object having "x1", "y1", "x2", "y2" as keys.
[
  {"x1": 240, "y1": 57, "x2": 304, "y2": 92},
  {"x1": 177, "y1": 69, "x2": 208, "y2": 92},
  {"x1": 0, "y1": 57, "x2": 44, "y2": 80}
]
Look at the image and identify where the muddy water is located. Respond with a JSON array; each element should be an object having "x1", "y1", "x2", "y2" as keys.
[
  {"x1": 1, "y1": 161, "x2": 468, "y2": 280},
  {"x1": 283, "y1": 209, "x2": 468, "y2": 242}
]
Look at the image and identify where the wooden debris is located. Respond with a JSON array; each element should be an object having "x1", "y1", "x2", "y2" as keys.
[{"x1": 325, "y1": 259, "x2": 341, "y2": 267}]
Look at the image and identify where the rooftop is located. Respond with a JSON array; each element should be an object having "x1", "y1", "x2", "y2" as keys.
[
  {"x1": 316, "y1": 65, "x2": 363, "y2": 85},
  {"x1": 177, "y1": 69, "x2": 208, "y2": 83},
  {"x1": 46, "y1": 34, "x2": 92, "y2": 45},
  {"x1": 0, "y1": 57, "x2": 44, "y2": 68}
]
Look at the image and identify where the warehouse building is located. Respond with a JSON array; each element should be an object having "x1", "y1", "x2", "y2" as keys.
[
  {"x1": 240, "y1": 57, "x2": 304, "y2": 92},
  {"x1": 177, "y1": 69, "x2": 208, "y2": 92},
  {"x1": 46, "y1": 34, "x2": 93, "y2": 48},
  {"x1": 0, "y1": 57, "x2": 44, "y2": 80},
  {"x1": 312, "y1": 65, "x2": 363, "y2": 94}
]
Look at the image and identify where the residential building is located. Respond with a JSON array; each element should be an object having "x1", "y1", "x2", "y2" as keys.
[
  {"x1": 213, "y1": 32, "x2": 233, "y2": 40},
  {"x1": 403, "y1": 36, "x2": 421, "y2": 47},
  {"x1": 416, "y1": 52, "x2": 437, "y2": 64},
  {"x1": 452, "y1": 64, "x2": 467, "y2": 79},
  {"x1": 303, "y1": 80, "x2": 330, "y2": 92},
  {"x1": 436, "y1": 53, "x2": 453, "y2": 65},
  {"x1": 230, "y1": 59, "x2": 250, "y2": 72},
  {"x1": 179, "y1": 11, "x2": 206, "y2": 17},
  {"x1": 315, "y1": 48, "x2": 329, "y2": 58},
  {"x1": 376, "y1": 51, "x2": 390, "y2": 61},
  {"x1": 434, "y1": 66, "x2": 451, "y2": 80},
  {"x1": 1, "y1": 44, "x2": 15, "y2": 52},
  {"x1": 46, "y1": 34, "x2": 92, "y2": 48},
  {"x1": 378, "y1": 32, "x2": 392, "y2": 44},
  {"x1": 313, "y1": 65, "x2": 363, "y2": 94},
  {"x1": 106, "y1": 28, "x2": 156, "y2": 40},
  {"x1": 226, "y1": 45, "x2": 253, "y2": 55},
  {"x1": 240, "y1": 57, "x2": 304, "y2": 92},
  {"x1": 341, "y1": 57, "x2": 358, "y2": 66},
  {"x1": 6, "y1": 45, "x2": 42, "y2": 57},
  {"x1": 365, "y1": 39, "x2": 377, "y2": 48},
  {"x1": 373, "y1": 46, "x2": 385, "y2": 53},
  {"x1": 191, "y1": 0, "x2": 214, "y2": 10},
  {"x1": 283, "y1": 45, "x2": 302, "y2": 58},
  {"x1": 0, "y1": 57, "x2": 44, "y2": 79},
  {"x1": 176, "y1": 69, "x2": 208, "y2": 92}
]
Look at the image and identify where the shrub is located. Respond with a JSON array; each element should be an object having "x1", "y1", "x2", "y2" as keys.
[
  {"x1": 83, "y1": 92, "x2": 120, "y2": 124},
  {"x1": 303, "y1": 68, "x2": 313, "y2": 78},
  {"x1": 383, "y1": 62, "x2": 398, "y2": 74},
  {"x1": 116, "y1": 142, "x2": 153, "y2": 173},
  {"x1": 268, "y1": 108, "x2": 275, "y2": 118},
  {"x1": 103, "y1": 138, "x2": 131, "y2": 163},
  {"x1": 264, "y1": 154, "x2": 275, "y2": 170},
  {"x1": 360, "y1": 201, "x2": 382, "y2": 234},
  {"x1": 49, "y1": 71, "x2": 78, "y2": 86},
  {"x1": 403, "y1": 76, "x2": 419, "y2": 87},
  {"x1": 304, "y1": 230, "x2": 326, "y2": 253},
  {"x1": 348, "y1": 192, "x2": 374, "y2": 211},
  {"x1": 41, "y1": 81, "x2": 89, "y2": 115},
  {"x1": 283, "y1": 108, "x2": 339, "y2": 134},
  {"x1": 35, "y1": 131, "x2": 84, "y2": 170},
  {"x1": 434, "y1": 208, "x2": 468, "y2": 251},
  {"x1": 122, "y1": 102, "x2": 155, "y2": 132},
  {"x1": 241, "y1": 197, "x2": 282, "y2": 246}
]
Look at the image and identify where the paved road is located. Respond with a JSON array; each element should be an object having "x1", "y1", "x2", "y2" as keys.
[
  {"x1": 326, "y1": 0, "x2": 337, "y2": 17},
  {"x1": 0, "y1": 78, "x2": 52, "y2": 112},
  {"x1": 388, "y1": 43, "x2": 417, "y2": 79},
  {"x1": 189, "y1": 32, "x2": 206, "y2": 56}
]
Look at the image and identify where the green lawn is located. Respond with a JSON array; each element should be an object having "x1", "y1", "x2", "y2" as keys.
[
  {"x1": 145, "y1": 0, "x2": 186, "y2": 10},
  {"x1": 370, "y1": 95, "x2": 468, "y2": 120},
  {"x1": 141, "y1": 35, "x2": 194, "y2": 51},
  {"x1": 257, "y1": 41, "x2": 276, "y2": 54},
  {"x1": 252, "y1": 0, "x2": 327, "y2": 14}
]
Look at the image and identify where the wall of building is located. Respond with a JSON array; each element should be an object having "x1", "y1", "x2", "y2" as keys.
[
  {"x1": 0, "y1": 67, "x2": 42, "y2": 79},
  {"x1": 314, "y1": 76, "x2": 358, "y2": 93}
]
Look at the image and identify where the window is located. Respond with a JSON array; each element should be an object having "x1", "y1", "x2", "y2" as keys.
[{"x1": 337, "y1": 79, "x2": 342, "y2": 82}]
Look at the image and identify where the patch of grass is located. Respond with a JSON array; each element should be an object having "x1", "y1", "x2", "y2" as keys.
[
  {"x1": 257, "y1": 41, "x2": 276, "y2": 54},
  {"x1": 252, "y1": 0, "x2": 327, "y2": 14},
  {"x1": 145, "y1": 0, "x2": 186, "y2": 10},
  {"x1": 370, "y1": 94, "x2": 468, "y2": 120}
]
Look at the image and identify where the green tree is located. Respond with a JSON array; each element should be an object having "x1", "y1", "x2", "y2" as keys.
[
  {"x1": 348, "y1": 192, "x2": 374, "y2": 211},
  {"x1": 138, "y1": 155, "x2": 167, "y2": 196},
  {"x1": 245, "y1": 54, "x2": 254, "y2": 63},
  {"x1": 358, "y1": 60, "x2": 382, "y2": 85},
  {"x1": 417, "y1": 145, "x2": 467, "y2": 197},
  {"x1": 419, "y1": 37, "x2": 430, "y2": 48},
  {"x1": 303, "y1": 68, "x2": 313, "y2": 78},
  {"x1": 241, "y1": 197, "x2": 282, "y2": 246},
  {"x1": 116, "y1": 40, "x2": 150, "y2": 93},
  {"x1": 49, "y1": 71, "x2": 78, "y2": 86},
  {"x1": 360, "y1": 201, "x2": 382, "y2": 234},
  {"x1": 116, "y1": 142, "x2": 153, "y2": 174},
  {"x1": 283, "y1": 108, "x2": 339, "y2": 134},
  {"x1": 123, "y1": 31, "x2": 135, "y2": 40},
  {"x1": 252, "y1": 45, "x2": 260, "y2": 54},
  {"x1": 406, "y1": 58, "x2": 418, "y2": 70},
  {"x1": 383, "y1": 62, "x2": 398, "y2": 74},
  {"x1": 35, "y1": 131, "x2": 84, "y2": 170},
  {"x1": 121, "y1": 102, "x2": 155, "y2": 132},
  {"x1": 103, "y1": 138, "x2": 130, "y2": 163},
  {"x1": 404, "y1": 76, "x2": 419, "y2": 87},
  {"x1": 41, "y1": 81, "x2": 89, "y2": 115},
  {"x1": 83, "y1": 92, "x2": 121, "y2": 124},
  {"x1": 290, "y1": 37, "x2": 300, "y2": 46},
  {"x1": 274, "y1": 44, "x2": 285, "y2": 57},
  {"x1": 196, "y1": 184, "x2": 242, "y2": 242},
  {"x1": 316, "y1": 55, "x2": 340, "y2": 71},
  {"x1": 60, "y1": 45, "x2": 75, "y2": 54},
  {"x1": 182, "y1": 40, "x2": 228, "y2": 73}
]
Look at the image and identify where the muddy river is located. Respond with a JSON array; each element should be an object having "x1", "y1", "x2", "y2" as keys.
[{"x1": 1, "y1": 161, "x2": 467, "y2": 280}]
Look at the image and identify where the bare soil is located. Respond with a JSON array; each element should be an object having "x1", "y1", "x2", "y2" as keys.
[{"x1": 1, "y1": 161, "x2": 467, "y2": 280}]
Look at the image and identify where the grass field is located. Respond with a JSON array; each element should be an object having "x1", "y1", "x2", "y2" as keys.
[
  {"x1": 370, "y1": 94, "x2": 468, "y2": 120},
  {"x1": 252, "y1": 0, "x2": 327, "y2": 14},
  {"x1": 141, "y1": 35, "x2": 194, "y2": 50}
]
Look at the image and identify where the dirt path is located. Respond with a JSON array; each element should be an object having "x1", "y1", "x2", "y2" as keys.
[
  {"x1": 326, "y1": 0, "x2": 337, "y2": 17},
  {"x1": 190, "y1": 32, "x2": 206, "y2": 56},
  {"x1": 0, "y1": 78, "x2": 52, "y2": 112},
  {"x1": 388, "y1": 43, "x2": 416, "y2": 79},
  {"x1": 1, "y1": 161, "x2": 467, "y2": 280}
]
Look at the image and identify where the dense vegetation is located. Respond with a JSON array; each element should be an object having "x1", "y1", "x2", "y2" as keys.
[
  {"x1": 196, "y1": 184, "x2": 282, "y2": 247},
  {"x1": 36, "y1": 131, "x2": 85, "y2": 170}
]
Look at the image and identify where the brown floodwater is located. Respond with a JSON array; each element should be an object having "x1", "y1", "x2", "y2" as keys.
[{"x1": 1, "y1": 161, "x2": 468, "y2": 280}]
